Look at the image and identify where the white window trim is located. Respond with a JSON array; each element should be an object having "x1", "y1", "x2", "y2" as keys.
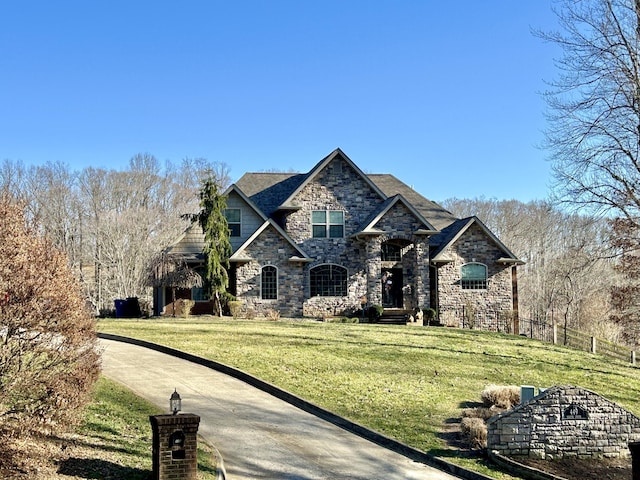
[
  {"x1": 311, "y1": 209, "x2": 345, "y2": 238},
  {"x1": 225, "y1": 208, "x2": 242, "y2": 237}
]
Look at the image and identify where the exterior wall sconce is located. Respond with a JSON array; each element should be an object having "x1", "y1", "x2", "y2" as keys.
[{"x1": 170, "y1": 389, "x2": 181, "y2": 415}]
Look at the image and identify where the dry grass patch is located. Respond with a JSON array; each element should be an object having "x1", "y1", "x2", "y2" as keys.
[
  {"x1": 0, "y1": 377, "x2": 218, "y2": 479},
  {"x1": 481, "y1": 384, "x2": 521, "y2": 410}
]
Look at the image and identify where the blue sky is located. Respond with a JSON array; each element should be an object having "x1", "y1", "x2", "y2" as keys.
[{"x1": 1, "y1": 1, "x2": 560, "y2": 202}]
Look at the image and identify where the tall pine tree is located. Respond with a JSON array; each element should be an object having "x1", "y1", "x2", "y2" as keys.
[{"x1": 191, "y1": 177, "x2": 231, "y2": 315}]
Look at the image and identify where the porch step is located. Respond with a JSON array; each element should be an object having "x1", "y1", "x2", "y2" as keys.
[{"x1": 377, "y1": 309, "x2": 412, "y2": 325}]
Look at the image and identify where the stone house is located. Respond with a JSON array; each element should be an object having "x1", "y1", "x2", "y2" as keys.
[{"x1": 153, "y1": 148, "x2": 523, "y2": 323}]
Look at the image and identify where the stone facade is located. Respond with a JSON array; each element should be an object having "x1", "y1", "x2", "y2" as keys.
[
  {"x1": 156, "y1": 149, "x2": 522, "y2": 324},
  {"x1": 233, "y1": 224, "x2": 307, "y2": 317},
  {"x1": 487, "y1": 386, "x2": 640, "y2": 459},
  {"x1": 437, "y1": 223, "x2": 514, "y2": 328}
]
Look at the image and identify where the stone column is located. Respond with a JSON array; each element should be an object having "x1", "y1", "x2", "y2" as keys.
[
  {"x1": 150, "y1": 413, "x2": 200, "y2": 480},
  {"x1": 365, "y1": 238, "x2": 381, "y2": 306},
  {"x1": 413, "y1": 237, "x2": 430, "y2": 309}
]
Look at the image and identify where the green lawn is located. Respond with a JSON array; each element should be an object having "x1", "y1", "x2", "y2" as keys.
[
  {"x1": 98, "y1": 317, "x2": 640, "y2": 477},
  {"x1": 72, "y1": 376, "x2": 218, "y2": 479}
]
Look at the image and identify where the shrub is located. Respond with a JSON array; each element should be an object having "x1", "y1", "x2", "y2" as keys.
[
  {"x1": 422, "y1": 308, "x2": 437, "y2": 325},
  {"x1": 481, "y1": 384, "x2": 521, "y2": 409},
  {"x1": 498, "y1": 310, "x2": 514, "y2": 334},
  {"x1": 464, "y1": 301, "x2": 477, "y2": 329},
  {"x1": 228, "y1": 300, "x2": 242, "y2": 319},
  {"x1": 265, "y1": 308, "x2": 280, "y2": 321},
  {"x1": 460, "y1": 417, "x2": 488, "y2": 449},
  {"x1": 326, "y1": 317, "x2": 359, "y2": 323},
  {"x1": 367, "y1": 305, "x2": 384, "y2": 322},
  {"x1": 175, "y1": 299, "x2": 195, "y2": 317},
  {"x1": 0, "y1": 198, "x2": 100, "y2": 438},
  {"x1": 220, "y1": 292, "x2": 236, "y2": 316}
]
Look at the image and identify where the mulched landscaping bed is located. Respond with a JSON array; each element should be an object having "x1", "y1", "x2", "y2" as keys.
[{"x1": 514, "y1": 456, "x2": 631, "y2": 480}]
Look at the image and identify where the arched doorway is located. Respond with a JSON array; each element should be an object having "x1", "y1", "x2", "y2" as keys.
[{"x1": 381, "y1": 239, "x2": 412, "y2": 308}]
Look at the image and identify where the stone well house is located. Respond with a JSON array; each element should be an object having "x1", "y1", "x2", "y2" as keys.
[
  {"x1": 153, "y1": 149, "x2": 523, "y2": 324},
  {"x1": 487, "y1": 385, "x2": 640, "y2": 459}
]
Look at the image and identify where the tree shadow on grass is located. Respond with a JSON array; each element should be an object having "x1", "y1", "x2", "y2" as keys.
[{"x1": 57, "y1": 457, "x2": 150, "y2": 479}]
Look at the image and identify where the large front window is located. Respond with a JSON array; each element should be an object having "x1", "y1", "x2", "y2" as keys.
[
  {"x1": 312, "y1": 210, "x2": 344, "y2": 238},
  {"x1": 261, "y1": 265, "x2": 277, "y2": 300},
  {"x1": 461, "y1": 263, "x2": 487, "y2": 290},
  {"x1": 310, "y1": 264, "x2": 347, "y2": 296}
]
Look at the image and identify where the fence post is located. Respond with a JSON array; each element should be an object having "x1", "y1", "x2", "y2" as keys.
[
  {"x1": 552, "y1": 324, "x2": 557, "y2": 345},
  {"x1": 591, "y1": 337, "x2": 597, "y2": 354},
  {"x1": 632, "y1": 351, "x2": 636, "y2": 366}
]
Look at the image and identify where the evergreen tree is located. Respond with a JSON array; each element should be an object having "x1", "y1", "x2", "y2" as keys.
[{"x1": 191, "y1": 177, "x2": 231, "y2": 315}]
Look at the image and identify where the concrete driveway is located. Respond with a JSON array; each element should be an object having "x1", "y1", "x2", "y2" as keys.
[{"x1": 99, "y1": 337, "x2": 465, "y2": 480}]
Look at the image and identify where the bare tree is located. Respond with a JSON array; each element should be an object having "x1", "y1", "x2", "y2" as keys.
[
  {"x1": 536, "y1": 0, "x2": 640, "y2": 220},
  {"x1": 443, "y1": 198, "x2": 617, "y2": 339},
  {"x1": 0, "y1": 159, "x2": 27, "y2": 200}
]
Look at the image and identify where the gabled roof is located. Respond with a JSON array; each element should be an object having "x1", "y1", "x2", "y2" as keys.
[
  {"x1": 430, "y1": 216, "x2": 524, "y2": 265},
  {"x1": 235, "y1": 172, "x2": 305, "y2": 218},
  {"x1": 164, "y1": 223, "x2": 205, "y2": 261},
  {"x1": 277, "y1": 148, "x2": 387, "y2": 209},
  {"x1": 368, "y1": 174, "x2": 457, "y2": 231},
  {"x1": 354, "y1": 194, "x2": 439, "y2": 237},
  {"x1": 234, "y1": 149, "x2": 458, "y2": 231},
  {"x1": 223, "y1": 183, "x2": 269, "y2": 222},
  {"x1": 229, "y1": 218, "x2": 312, "y2": 263}
]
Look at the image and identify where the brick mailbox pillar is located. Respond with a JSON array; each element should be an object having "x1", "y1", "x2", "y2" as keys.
[{"x1": 150, "y1": 414, "x2": 200, "y2": 480}]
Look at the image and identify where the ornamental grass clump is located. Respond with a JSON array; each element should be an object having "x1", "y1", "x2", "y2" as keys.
[
  {"x1": 461, "y1": 384, "x2": 520, "y2": 450},
  {"x1": 460, "y1": 417, "x2": 488, "y2": 449},
  {"x1": 481, "y1": 384, "x2": 521, "y2": 409}
]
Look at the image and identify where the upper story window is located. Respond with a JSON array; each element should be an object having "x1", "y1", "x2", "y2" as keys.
[
  {"x1": 261, "y1": 265, "x2": 277, "y2": 300},
  {"x1": 224, "y1": 208, "x2": 241, "y2": 237},
  {"x1": 312, "y1": 210, "x2": 344, "y2": 238},
  {"x1": 461, "y1": 262, "x2": 487, "y2": 290},
  {"x1": 310, "y1": 264, "x2": 347, "y2": 297}
]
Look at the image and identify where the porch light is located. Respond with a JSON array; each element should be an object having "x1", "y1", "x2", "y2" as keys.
[{"x1": 170, "y1": 389, "x2": 181, "y2": 415}]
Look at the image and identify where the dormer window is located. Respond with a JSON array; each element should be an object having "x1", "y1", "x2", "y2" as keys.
[
  {"x1": 312, "y1": 210, "x2": 344, "y2": 238},
  {"x1": 461, "y1": 262, "x2": 487, "y2": 290}
]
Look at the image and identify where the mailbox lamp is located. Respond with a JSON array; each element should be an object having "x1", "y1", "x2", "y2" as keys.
[{"x1": 170, "y1": 389, "x2": 181, "y2": 415}]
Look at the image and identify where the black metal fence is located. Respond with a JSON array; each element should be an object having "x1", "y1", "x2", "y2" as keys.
[{"x1": 449, "y1": 308, "x2": 636, "y2": 365}]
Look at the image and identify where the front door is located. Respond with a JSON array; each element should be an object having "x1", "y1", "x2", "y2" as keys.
[{"x1": 382, "y1": 268, "x2": 403, "y2": 308}]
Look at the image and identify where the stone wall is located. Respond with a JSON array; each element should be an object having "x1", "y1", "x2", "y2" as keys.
[
  {"x1": 487, "y1": 385, "x2": 640, "y2": 459},
  {"x1": 437, "y1": 223, "x2": 513, "y2": 329},
  {"x1": 235, "y1": 225, "x2": 306, "y2": 317}
]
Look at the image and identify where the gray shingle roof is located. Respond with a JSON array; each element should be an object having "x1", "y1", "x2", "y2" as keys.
[
  {"x1": 235, "y1": 173, "x2": 306, "y2": 218},
  {"x1": 234, "y1": 171, "x2": 458, "y2": 232},
  {"x1": 367, "y1": 174, "x2": 457, "y2": 231}
]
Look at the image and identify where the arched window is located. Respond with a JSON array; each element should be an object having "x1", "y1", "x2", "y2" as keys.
[
  {"x1": 310, "y1": 264, "x2": 347, "y2": 297},
  {"x1": 261, "y1": 265, "x2": 278, "y2": 300},
  {"x1": 381, "y1": 239, "x2": 412, "y2": 262},
  {"x1": 461, "y1": 263, "x2": 487, "y2": 290}
]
